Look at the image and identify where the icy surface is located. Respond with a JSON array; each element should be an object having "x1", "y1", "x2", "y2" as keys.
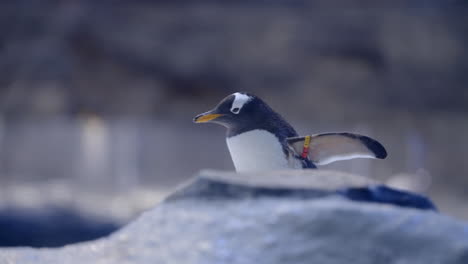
[{"x1": 1, "y1": 170, "x2": 468, "y2": 264}]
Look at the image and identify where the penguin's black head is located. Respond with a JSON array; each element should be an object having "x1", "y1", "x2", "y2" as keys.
[
  {"x1": 194, "y1": 92, "x2": 257, "y2": 127},
  {"x1": 194, "y1": 92, "x2": 297, "y2": 138}
]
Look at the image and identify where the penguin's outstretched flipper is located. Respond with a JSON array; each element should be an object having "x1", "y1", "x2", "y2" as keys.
[{"x1": 287, "y1": 133, "x2": 387, "y2": 166}]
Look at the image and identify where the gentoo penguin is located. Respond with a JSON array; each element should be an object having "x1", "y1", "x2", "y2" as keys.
[{"x1": 194, "y1": 92, "x2": 387, "y2": 172}]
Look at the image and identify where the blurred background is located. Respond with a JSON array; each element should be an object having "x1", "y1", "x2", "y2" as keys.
[{"x1": 0, "y1": 0, "x2": 467, "y2": 247}]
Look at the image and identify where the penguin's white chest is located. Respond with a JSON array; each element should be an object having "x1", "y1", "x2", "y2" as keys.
[{"x1": 226, "y1": 129, "x2": 300, "y2": 171}]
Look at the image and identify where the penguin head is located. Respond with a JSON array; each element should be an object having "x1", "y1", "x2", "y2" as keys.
[{"x1": 194, "y1": 92, "x2": 258, "y2": 128}]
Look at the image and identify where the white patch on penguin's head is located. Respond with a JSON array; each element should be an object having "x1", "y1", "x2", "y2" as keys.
[{"x1": 231, "y1": 92, "x2": 252, "y2": 114}]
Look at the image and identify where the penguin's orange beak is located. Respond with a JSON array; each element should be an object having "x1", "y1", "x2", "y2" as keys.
[{"x1": 193, "y1": 112, "x2": 224, "y2": 123}]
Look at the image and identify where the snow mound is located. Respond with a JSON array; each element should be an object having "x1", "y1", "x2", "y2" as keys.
[{"x1": 1, "y1": 170, "x2": 467, "y2": 264}]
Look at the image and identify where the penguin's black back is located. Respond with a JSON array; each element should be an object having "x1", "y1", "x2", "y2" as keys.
[
  {"x1": 226, "y1": 95, "x2": 298, "y2": 140},
  {"x1": 226, "y1": 95, "x2": 315, "y2": 169}
]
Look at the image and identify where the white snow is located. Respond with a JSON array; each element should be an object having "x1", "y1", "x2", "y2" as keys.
[{"x1": 1, "y1": 170, "x2": 468, "y2": 264}]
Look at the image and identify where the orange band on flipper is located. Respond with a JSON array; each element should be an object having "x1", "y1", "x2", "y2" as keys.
[{"x1": 301, "y1": 135, "x2": 311, "y2": 159}]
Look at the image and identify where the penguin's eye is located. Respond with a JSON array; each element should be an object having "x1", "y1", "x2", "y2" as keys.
[{"x1": 231, "y1": 107, "x2": 240, "y2": 114}]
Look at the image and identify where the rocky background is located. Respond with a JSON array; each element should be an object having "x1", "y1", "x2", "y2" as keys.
[
  {"x1": 1, "y1": 1, "x2": 467, "y2": 117},
  {"x1": 0, "y1": 0, "x2": 467, "y2": 247}
]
